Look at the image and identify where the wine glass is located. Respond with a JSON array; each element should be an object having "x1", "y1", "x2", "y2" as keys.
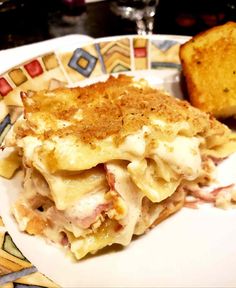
[{"x1": 110, "y1": 0, "x2": 159, "y2": 35}]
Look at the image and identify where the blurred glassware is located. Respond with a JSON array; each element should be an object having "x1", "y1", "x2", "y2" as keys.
[
  {"x1": 225, "y1": 0, "x2": 236, "y2": 21},
  {"x1": 110, "y1": 0, "x2": 159, "y2": 35},
  {"x1": 60, "y1": 0, "x2": 86, "y2": 24},
  {"x1": 0, "y1": 0, "x2": 25, "y2": 12},
  {"x1": 61, "y1": 0, "x2": 86, "y2": 16}
]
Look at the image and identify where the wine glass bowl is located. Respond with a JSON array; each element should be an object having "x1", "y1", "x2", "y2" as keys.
[{"x1": 110, "y1": 0, "x2": 159, "y2": 35}]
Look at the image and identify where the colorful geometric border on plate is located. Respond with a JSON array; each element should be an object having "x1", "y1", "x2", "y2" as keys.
[{"x1": 0, "y1": 34, "x2": 189, "y2": 287}]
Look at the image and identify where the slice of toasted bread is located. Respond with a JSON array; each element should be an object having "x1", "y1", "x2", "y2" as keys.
[{"x1": 180, "y1": 21, "x2": 236, "y2": 118}]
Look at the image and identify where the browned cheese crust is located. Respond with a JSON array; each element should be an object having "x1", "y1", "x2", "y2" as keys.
[{"x1": 17, "y1": 74, "x2": 230, "y2": 145}]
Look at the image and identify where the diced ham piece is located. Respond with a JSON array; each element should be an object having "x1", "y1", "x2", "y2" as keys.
[
  {"x1": 189, "y1": 189, "x2": 216, "y2": 202},
  {"x1": 209, "y1": 184, "x2": 234, "y2": 197},
  {"x1": 47, "y1": 201, "x2": 113, "y2": 230},
  {"x1": 74, "y1": 202, "x2": 113, "y2": 229},
  {"x1": 60, "y1": 231, "x2": 69, "y2": 246},
  {"x1": 209, "y1": 156, "x2": 226, "y2": 166},
  {"x1": 104, "y1": 164, "x2": 116, "y2": 191},
  {"x1": 184, "y1": 184, "x2": 235, "y2": 209}
]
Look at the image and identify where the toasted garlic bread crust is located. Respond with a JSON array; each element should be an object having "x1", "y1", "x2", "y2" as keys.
[{"x1": 180, "y1": 21, "x2": 236, "y2": 118}]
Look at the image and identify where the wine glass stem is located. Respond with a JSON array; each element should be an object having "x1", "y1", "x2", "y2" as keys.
[{"x1": 136, "y1": 17, "x2": 154, "y2": 35}]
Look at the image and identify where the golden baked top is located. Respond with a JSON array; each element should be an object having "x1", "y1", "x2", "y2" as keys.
[{"x1": 18, "y1": 74, "x2": 229, "y2": 144}]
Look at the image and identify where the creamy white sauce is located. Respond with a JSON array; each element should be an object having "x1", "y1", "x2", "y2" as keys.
[
  {"x1": 153, "y1": 136, "x2": 202, "y2": 180},
  {"x1": 73, "y1": 109, "x2": 83, "y2": 121},
  {"x1": 56, "y1": 120, "x2": 71, "y2": 129},
  {"x1": 120, "y1": 126, "x2": 150, "y2": 157},
  {"x1": 12, "y1": 206, "x2": 29, "y2": 231},
  {"x1": 151, "y1": 118, "x2": 190, "y2": 133},
  {"x1": 151, "y1": 118, "x2": 167, "y2": 127},
  {"x1": 106, "y1": 161, "x2": 143, "y2": 246},
  {"x1": 65, "y1": 191, "x2": 106, "y2": 219},
  {"x1": 19, "y1": 136, "x2": 42, "y2": 160}
]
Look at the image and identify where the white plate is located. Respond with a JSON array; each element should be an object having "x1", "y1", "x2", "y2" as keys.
[
  {"x1": 0, "y1": 34, "x2": 93, "y2": 73},
  {"x1": 1, "y1": 34, "x2": 236, "y2": 287}
]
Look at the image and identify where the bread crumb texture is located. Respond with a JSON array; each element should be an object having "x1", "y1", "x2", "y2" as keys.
[
  {"x1": 180, "y1": 21, "x2": 236, "y2": 118},
  {"x1": 16, "y1": 75, "x2": 229, "y2": 145}
]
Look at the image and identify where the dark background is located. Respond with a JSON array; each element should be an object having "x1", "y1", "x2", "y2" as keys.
[{"x1": 1, "y1": 0, "x2": 236, "y2": 49}]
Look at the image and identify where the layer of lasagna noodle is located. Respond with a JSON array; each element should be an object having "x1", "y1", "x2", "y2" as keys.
[{"x1": 5, "y1": 75, "x2": 236, "y2": 260}]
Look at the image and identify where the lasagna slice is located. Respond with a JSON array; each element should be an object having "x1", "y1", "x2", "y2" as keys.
[{"x1": 5, "y1": 75, "x2": 235, "y2": 260}]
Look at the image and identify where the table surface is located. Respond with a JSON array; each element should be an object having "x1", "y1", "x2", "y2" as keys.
[{"x1": 1, "y1": 0, "x2": 235, "y2": 50}]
